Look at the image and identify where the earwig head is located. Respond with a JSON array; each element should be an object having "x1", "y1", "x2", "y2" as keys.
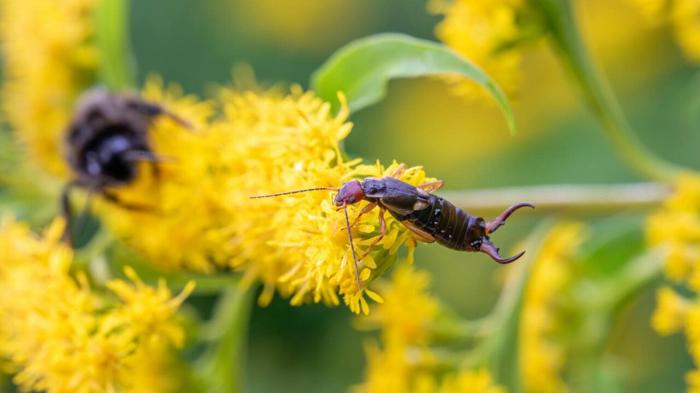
[
  {"x1": 476, "y1": 202, "x2": 534, "y2": 264},
  {"x1": 334, "y1": 180, "x2": 365, "y2": 207}
]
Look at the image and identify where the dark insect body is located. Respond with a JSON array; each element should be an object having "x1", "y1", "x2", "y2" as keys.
[
  {"x1": 251, "y1": 166, "x2": 533, "y2": 289},
  {"x1": 61, "y1": 88, "x2": 189, "y2": 244}
]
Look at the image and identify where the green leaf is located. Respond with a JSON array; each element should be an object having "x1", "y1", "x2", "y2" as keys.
[
  {"x1": 311, "y1": 33, "x2": 516, "y2": 134},
  {"x1": 483, "y1": 220, "x2": 555, "y2": 392},
  {"x1": 196, "y1": 282, "x2": 256, "y2": 393}
]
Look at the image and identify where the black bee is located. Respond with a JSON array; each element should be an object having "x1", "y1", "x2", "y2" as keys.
[{"x1": 61, "y1": 87, "x2": 189, "y2": 243}]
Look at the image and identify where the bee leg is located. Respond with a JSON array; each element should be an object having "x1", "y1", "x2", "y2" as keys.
[
  {"x1": 359, "y1": 208, "x2": 386, "y2": 261},
  {"x1": 485, "y1": 202, "x2": 534, "y2": 234},
  {"x1": 60, "y1": 182, "x2": 77, "y2": 245},
  {"x1": 123, "y1": 150, "x2": 162, "y2": 179},
  {"x1": 102, "y1": 190, "x2": 157, "y2": 213},
  {"x1": 128, "y1": 99, "x2": 193, "y2": 129}
]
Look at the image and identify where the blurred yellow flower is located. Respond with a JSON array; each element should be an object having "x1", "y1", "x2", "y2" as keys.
[
  {"x1": 357, "y1": 265, "x2": 506, "y2": 393},
  {"x1": 647, "y1": 174, "x2": 700, "y2": 285},
  {"x1": 0, "y1": 217, "x2": 192, "y2": 393},
  {"x1": 439, "y1": 369, "x2": 507, "y2": 393},
  {"x1": 652, "y1": 286, "x2": 690, "y2": 335},
  {"x1": 647, "y1": 173, "x2": 700, "y2": 392},
  {"x1": 519, "y1": 222, "x2": 587, "y2": 393},
  {"x1": 429, "y1": 0, "x2": 539, "y2": 99},
  {"x1": 362, "y1": 264, "x2": 439, "y2": 347},
  {"x1": 98, "y1": 78, "x2": 436, "y2": 314},
  {"x1": 626, "y1": 0, "x2": 700, "y2": 62},
  {"x1": 0, "y1": 0, "x2": 98, "y2": 176},
  {"x1": 671, "y1": 0, "x2": 700, "y2": 62}
]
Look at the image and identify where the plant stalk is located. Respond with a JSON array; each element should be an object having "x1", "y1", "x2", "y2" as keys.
[
  {"x1": 537, "y1": 0, "x2": 686, "y2": 181},
  {"x1": 95, "y1": 0, "x2": 134, "y2": 89},
  {"x1": 442, "y1": 182, "x2": 670, "y2": 215},
  {"x1": 198, "y1": 282, "x2": 256, "y2": 393}
]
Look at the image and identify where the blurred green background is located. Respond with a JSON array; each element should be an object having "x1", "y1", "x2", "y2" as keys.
[{"x1": 3, "y1": 0, "x2": 699, "y2": 391}]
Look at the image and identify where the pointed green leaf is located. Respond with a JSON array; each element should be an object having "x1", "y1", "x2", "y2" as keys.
[{"x1": 311, "y1": 33, "x2": 516, "y2": 134}]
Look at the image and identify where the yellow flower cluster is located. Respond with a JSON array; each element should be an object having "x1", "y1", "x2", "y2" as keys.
[
  {"x1": 0, "y1": 0, "x2": 98, "y2": 176},
  {"x1": 647, "y1": 173, "x2": 700, "y2": 391},
  {"x1": 357, "y1": 264, "x2": 506, "y2": 393},
  {"x1": 0, "y1": 217, "x2": 193, "y2": 393},
  {"x1": 519, "y1": 222, "x2": 587, "y2": 393},
  {"x1": 428, "y1": 0, "x2": 534, "y2": 99},
  {"x1": 626, "y1": 0, "x2": 700, "y2": 62},
  {"x1": 98, "y1": 78, "x2": 436, "y2": 314}
]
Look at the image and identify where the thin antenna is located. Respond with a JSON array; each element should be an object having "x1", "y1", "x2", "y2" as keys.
[
  {"x1": 343, "y1": 203, "x2": 362, "y2": 291},
  {"x1": 250, "y1": 187, "x2": 338, "y2": 199}
]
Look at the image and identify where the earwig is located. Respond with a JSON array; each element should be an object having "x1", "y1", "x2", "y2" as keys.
[{"x1": 251, "y1": 167, "x2": 533, "y2": 289}]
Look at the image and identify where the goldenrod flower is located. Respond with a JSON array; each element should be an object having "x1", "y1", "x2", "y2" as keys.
[
  {"x1": 98, "y1": 78, "x2": 436, "y2": 314},
  {"x1": 428, "y1": 0, "x2": 537, "y2": 99},
  {"x1": 96, "y1": 77, "x2": 220, "y2": 273},
  {"x1": 671, "y1": 0, "x2": 700, "y2": 62},
  {"x1": 0, "y1": 0, "x2": 98, "y2": 176},
  {"x1": 625, "y1": 0, "x2": 667, "y2": 22},
  {"x1": 647, "y1": 173, "x2": 700, "y2": 392},
  {"x1": 519, "y1": 222, "x2": 587, "y2": 393},
  {"x1": 362, "y1": 264, "x2": 439, "y2": 346},
  {"x1": 647, "y1": 174, "x2": 700, "y2": 285},
  {"x1": 438, "y1": 369, "x2": 507, "y2": 393},
  {"x1": 0, "y1": 217, "x2": 192, "y2": 393},
  {"x1": 652, "y1": 286, "x2": 690, "y2": 335},
  {"x1": 626, "y1": 0, "x2": 700, "y2": 63},
  {"x1": 357, "y1": 265, "x2": 505, "y2": 393}
]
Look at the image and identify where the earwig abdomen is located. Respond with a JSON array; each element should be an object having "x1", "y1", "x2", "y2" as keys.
[{"x1": 390, "y1": 195, "x2": 486, "y2": 252}]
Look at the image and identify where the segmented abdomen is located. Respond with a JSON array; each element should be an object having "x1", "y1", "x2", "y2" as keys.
[{"x1": 400, "y1": 195, "x2": 482, "y2": 251}]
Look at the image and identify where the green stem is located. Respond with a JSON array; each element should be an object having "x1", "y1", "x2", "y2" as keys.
[
  {"x1": 95, "y1": 0, "x2": 134, "y2": 89},
  {"x1": 442, "y1": 182, "x2": 670, "y2": 216},
  {"x1": 602, "y1": 247, "x2": 665, "y2": 313},
  {"x1": 198, "y1": 282, "x2": 256, "y2": 393},
  {"x1": 463, "y1": 221, "x2": 555, "y2": 392},
  {"x1": 568, "y1": 249, "x2": 664, "y2": 392},
  {"x1": 537, "y1": 0, "x2": 685, "y2": 181}
]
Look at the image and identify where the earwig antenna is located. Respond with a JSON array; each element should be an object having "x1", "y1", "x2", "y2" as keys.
[
  {"x1": 250, "y1": 187, "x2": 339, "y2": 199},
  {"x1": 342, "y1": 203, "x2": 362, "y2": 291}
]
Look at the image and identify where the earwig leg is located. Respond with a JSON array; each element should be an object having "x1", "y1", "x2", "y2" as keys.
[
  {"x1": 479, "y1": 239, "x2": 526, "y2": 264},
  {"x1": 342, "y1": 203, "x2": 362, "y2": 291},
  {"x1": 359, "y1": 208, "x2": 386, "y2": 261},
  {"x1": 485, "y1": 202, "x2": 534, "y2": 234},
  {"x1": 418, "y1": 180, "x2": 445, "y2": 193},
  {"x1": 102, "y1": 190, "x2": 158, "y2": 213},
  {"x1": 348, "y1": 202, "x2": 377, "y2": 229},
  {"x1": 388, "y1": 163, "x2": 406, "y2": 179}
]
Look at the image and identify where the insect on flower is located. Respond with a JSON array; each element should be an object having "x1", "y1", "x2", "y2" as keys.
[
  {"x1": 61, "y1": 88, "x2": 190, "y2": 244},
  {"x1": 252, "y1": 165, "x2": 533, "y2": 289}
]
